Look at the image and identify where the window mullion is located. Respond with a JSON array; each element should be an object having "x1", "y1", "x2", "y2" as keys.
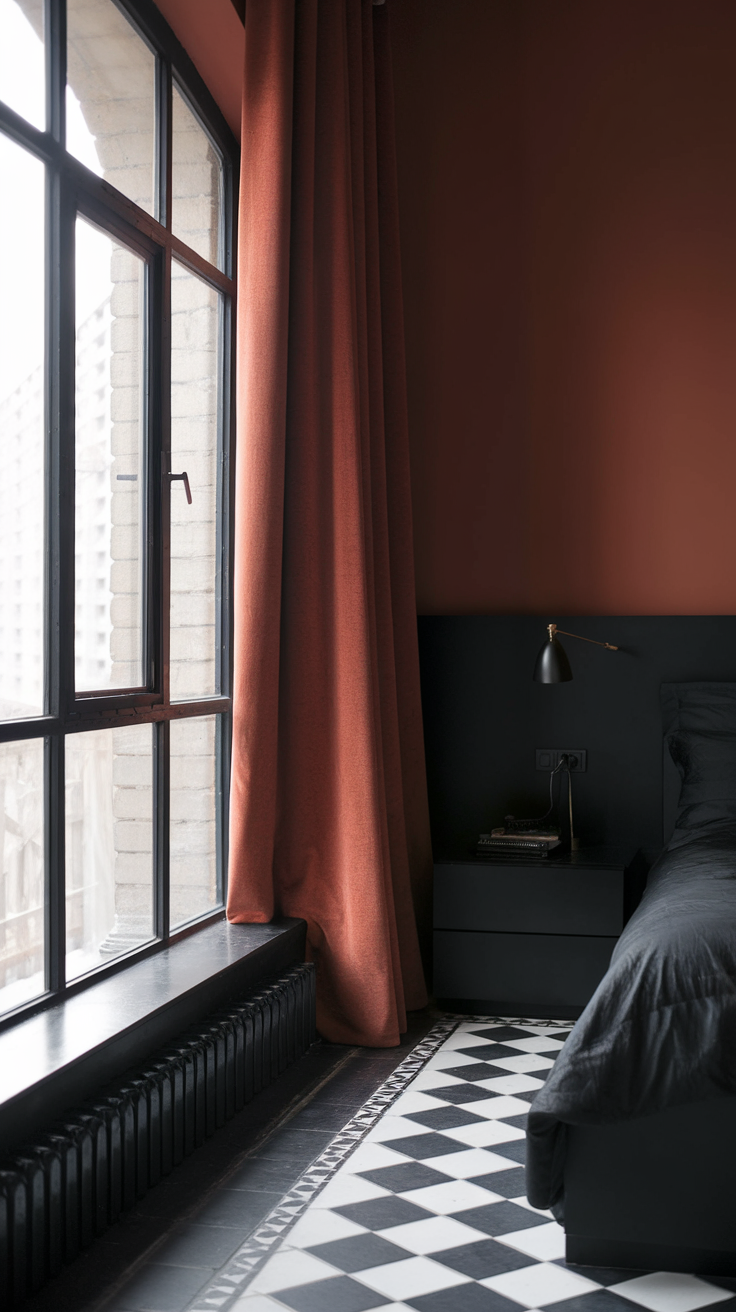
[
  {"x1": 44, "y1": 734, "x2": 65, "y2": 992},
  {"x1": 154, "y1": 719, "x2": 170, "y2": 939},
  {"x1": 155, "y1": 55, "x2": 171, "y2": 230},
  {"x1": 159, "y1": 245, "x2": 172, "y2": 709},
  {"x1": 46, "y1": 0, "x2": 65, "y2": 145}
]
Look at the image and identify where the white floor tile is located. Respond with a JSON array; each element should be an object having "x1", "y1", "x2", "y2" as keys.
[
  {"x1": 425, "y1": 1050, "x2": 482, "y2": 1070},
  {"x1": 497, "y1": 1220, "x2": 565, "y2": 1261},
  {"x1": 608, "y1": 1272, "x2": 735, "y2": 1312},
  {"x1": 248, "y1": 1249, "x2": 339, "y2": 1294},
  {"x1": 427, "y1": 1147, "x2": 521, "y2": 1178},
  {"x1": 365, "y1": 1115, "x2": 429, "y2": 1143},
  {"x1": 462, "y1": 1094, "x2": 532, "y2": 1119},
  {"x1": 483, "y1": 1260, "x2": 601, "y2": 1306},
  {"x1": 443, "y1": 1119, "x2": 525, "y2": 1148},
  {"x1": 411, "y1": 1069, "x2": 467, "y2": 1091},
  {"x1": 475, "y1": 1073, "x2": 545, "y2": 1095},
  {"x1": 486, "y1": 1054, "x2": 555, "y2": 1074},
  {"x1": 230, "y1": 1295, "x2": 288, "y2": 1311},
  {"x1": 348, "y1": 1141, "x2": 412, "y2": 1172},
  {"x1": 316, "y1": 1172, "x2": 391, "y2": 1208},
  {"x1": 501, "y1": 1037, "x2": 566, "y2": 1054},
  {"x1": 390, "y1": 1089, "x2": 448, "y2": 1114},
  {"x1": 355, "y1": 1255, "x2": 471, "y2": 1299},
  {"x1": 400, "y1": 1178, "x2": 502, "y2": 1213},
  {"x1": 376, "y1": 1214, "x2": 488, "y2": 1254},
  {"x1": 440, "y1": 1031, "x2": 492, "y2": 1049},
  {"x1": 287, "y1": 1207, "x2": 367, "y2": 1248}
]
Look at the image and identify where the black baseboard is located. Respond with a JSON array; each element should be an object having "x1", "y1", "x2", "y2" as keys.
[
  {"x1": 567, "y1": 1234, "x2": 736, "y2": 1277},
  {"x1": 436, "y1": 998, "x2": 583, "y2": 1020}
]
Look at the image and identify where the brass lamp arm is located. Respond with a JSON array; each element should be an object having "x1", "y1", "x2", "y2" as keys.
[{"x1": 548, "y1": 623, "x2": 618, "y2": 652}]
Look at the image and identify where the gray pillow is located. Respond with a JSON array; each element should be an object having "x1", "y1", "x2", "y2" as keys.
[
  {"x1": 662, "y1": 681, "x2": 736, "y2": 737},
  {"x1": 666, "y1": 729, "x2": 736, "y2": 836}
]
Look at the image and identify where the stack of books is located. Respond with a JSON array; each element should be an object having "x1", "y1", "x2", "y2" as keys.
[{"x1": 476, "y1": 829, "x2": 562, "y2": 858}]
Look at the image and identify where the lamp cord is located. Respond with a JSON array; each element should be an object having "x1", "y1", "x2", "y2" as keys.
[{"x1": 504, "y1": 760, "x2": 565, "y2": 832}]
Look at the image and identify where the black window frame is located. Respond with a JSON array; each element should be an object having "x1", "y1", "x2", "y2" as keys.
[{"x1": 0, "y1": 0, "x2": 238, "y2": 1031}]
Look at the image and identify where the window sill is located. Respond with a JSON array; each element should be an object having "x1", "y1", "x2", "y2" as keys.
[{"x1": 0, "y1": 917, "x2": 306, "y2": 1156}]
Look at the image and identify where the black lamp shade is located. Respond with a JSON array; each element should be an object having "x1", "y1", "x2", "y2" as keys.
[{"x1": 533, "y1": 635, "x2": 573, "y2": 683}]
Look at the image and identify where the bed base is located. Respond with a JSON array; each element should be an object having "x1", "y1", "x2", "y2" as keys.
[{"x1": 563, "y1": 1095, "x2": 736, "y2": 1276}]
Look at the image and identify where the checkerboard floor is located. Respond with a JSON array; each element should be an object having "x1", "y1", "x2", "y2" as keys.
[{"x1": 231, "y1": 1020, "x2": 736, "y2": 1312}]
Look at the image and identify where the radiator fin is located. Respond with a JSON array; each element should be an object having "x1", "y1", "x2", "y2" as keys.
[{"x1": 0, "y1": 962, "x2": 316, "y2": 1307}]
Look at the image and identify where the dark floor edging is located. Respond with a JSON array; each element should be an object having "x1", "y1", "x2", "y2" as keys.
[
  {"x1": 187, "y1": 1014, "x2": 460, "y2": 1312},
  {"x1": 0, "y1": 962, "x2": 316, "y2": 1308}
]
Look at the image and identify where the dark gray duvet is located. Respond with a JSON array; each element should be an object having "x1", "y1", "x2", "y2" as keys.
[{"x1": 526, "y1": 826, "x2": 736, "y2": 1215}]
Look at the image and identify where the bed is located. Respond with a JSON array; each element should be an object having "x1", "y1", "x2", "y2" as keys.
[{"x1": 526, "y1": 682, "x2": 736, "y2": 1276}]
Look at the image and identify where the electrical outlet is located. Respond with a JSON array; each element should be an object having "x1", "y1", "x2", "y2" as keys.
[{"x1": 536, "y1": 749, "x2": 587, "y2": 772}]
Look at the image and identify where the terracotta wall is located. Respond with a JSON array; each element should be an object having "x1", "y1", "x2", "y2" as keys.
[{"x1": 390, "y1": 0, "x2": 736, "y2": 615}]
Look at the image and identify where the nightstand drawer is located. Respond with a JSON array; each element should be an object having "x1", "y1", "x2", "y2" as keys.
[
  {"x1": 434, "y1": 862, "x2": 624, "y2": 936},
  {"x1": 433, "y1": 930, "x2": 617, "y2": 1010}
]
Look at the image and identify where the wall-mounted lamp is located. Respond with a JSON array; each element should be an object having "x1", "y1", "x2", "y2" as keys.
[{"x1": 533, "y1": 623, "x2": 618, "y2": 683}]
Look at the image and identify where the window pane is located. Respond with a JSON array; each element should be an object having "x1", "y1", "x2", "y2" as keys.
[
  {"x1": 172, "y1": 84, "x2": 223, "y2": 270},
  {"x1": 66, "y1": 0, "x2": 156, "y2": 216},
  {"x1": 65, "y1": 724, "x2": 153, "y2": 980},
  {"x1": 170, "y1": 263, "x2": 221, "y2": 701},
  {"x1": 0, "y1": 738, "x2": 45, "y2": 1014},
  {"x1": 0, "y1": 0, "x2": 44, "y2": 130},
  {"x1": 170, "y1": 716, "x2": 220, "y2": 928},
  {"x1": 0, "y1": 133, "x2": 45, "y2": 719},
  {"x1": 75, "y1": 217, "x2": 146, "y2": 692}
]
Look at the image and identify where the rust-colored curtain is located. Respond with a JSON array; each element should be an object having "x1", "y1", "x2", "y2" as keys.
[{"x1": 227, "y1": 0, "x2": 430, "y2": 1046}]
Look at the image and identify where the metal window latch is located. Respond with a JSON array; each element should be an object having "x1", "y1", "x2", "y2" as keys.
[{"x1": 169, "y1": 471, "x2": 192, "y2": 504}]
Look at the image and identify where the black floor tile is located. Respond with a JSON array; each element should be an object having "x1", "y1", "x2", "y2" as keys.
[
  {"x1": 226, "y1": 1154, "x2": 308, "y2": 1193},
  {"x1": 455, "y1": 1199, "x2": 548, "y2": 1236},
  {"x1": 456, "y1": 1045, "x2": 522, "y2": 1061},
  {"x1": 104, "y1": 1262, "x2": 214, "y2": 1312},
  {"x1": 406, "y1": 1106, "x2": 486, "y2": 1131},
  {"x1": 359, "y1": 1161, "x2": 451, "y2": 1192},
  {"x1": 321, "y1": 1067, "x2": 397, "y2": 1095},
  {"x1": 308, "y1": 1231, "x2": 409, "y2": 1272},
  {"x1": 466, "y1": 1027, "x2": 534, "y2": 1041},
  {"x1": 443, "y1": 1063, "x2": 503, "y2": 1082},
  {"x1": 549, "y1": 1292, "x2": 644, "y2": 1312},
  {"x1": 474, "y1": 1166, "x2": 526, "y2": 1198},
  {"x1": 561, "y1": 1264, "x2": 650, "y2": 1287},
  {"x1": 488, "y1": 1140, "x2": 525, "y2": 1165},
  {"x1": 150, "y1": 1222, "x2": 246, "y2": 1269},
  {"x1": 431, "y1": 1082, "x2": 501, "y2": 1104},
  {"x1": 290, "y1": 1100, "x2": 357, "y2": 1131},
  {"x1": 252, "y1": 1126, "x2": 335, "y2": 1161},
  {"x1": 388, "y1": 1132, "x2": 468, "y2": 1159},
  {"x1": 275, "y1": 1274, "x2": 388, "y2": 1311},
  {"x1": 431, "y1": 1237, "x2": 536, "y2": 1278},
  {"x1": 407, "y1": 1281, "x2": 521, "y2": 1312},
  {"x1": 193, "y1": 1186, "x2": 284, "y2": 1230},
  {"x1": 335, "y1": 1195, "x2": 436, "y2": 1230},
  {"x1": 499, "y1": 1113, "x2": 528, "y2": 1130}
]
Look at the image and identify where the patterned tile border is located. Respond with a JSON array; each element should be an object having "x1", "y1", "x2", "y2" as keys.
[{"x1": 186, "y1": 1014, "x2": 570, "y2": 1311}]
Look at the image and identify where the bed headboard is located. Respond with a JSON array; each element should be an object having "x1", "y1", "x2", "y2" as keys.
[
  {"x1": 417, "y1": 615, "x2": 736, "y2": 862},
  {"x1": 662, "y1": 744, "x2": 681, "y2": 846}
]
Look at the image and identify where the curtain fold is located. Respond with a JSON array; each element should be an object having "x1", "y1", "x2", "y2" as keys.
[{"x1": 227, "y1": 0, "x2": 430, "y2": 1047}]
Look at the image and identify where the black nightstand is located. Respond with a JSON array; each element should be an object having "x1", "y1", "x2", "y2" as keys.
[{"x1": 433, "y1": 846, "x2": 639, "y2": 1019}]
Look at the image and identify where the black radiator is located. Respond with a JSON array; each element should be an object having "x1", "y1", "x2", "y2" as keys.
[{"x1": 0, "y1": 962, "x2": 316, "y2": 1306}]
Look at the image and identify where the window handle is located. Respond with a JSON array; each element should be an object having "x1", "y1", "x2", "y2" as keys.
[{"x1": 169, "y1": 470, "x2": 192, "y2": 504}]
